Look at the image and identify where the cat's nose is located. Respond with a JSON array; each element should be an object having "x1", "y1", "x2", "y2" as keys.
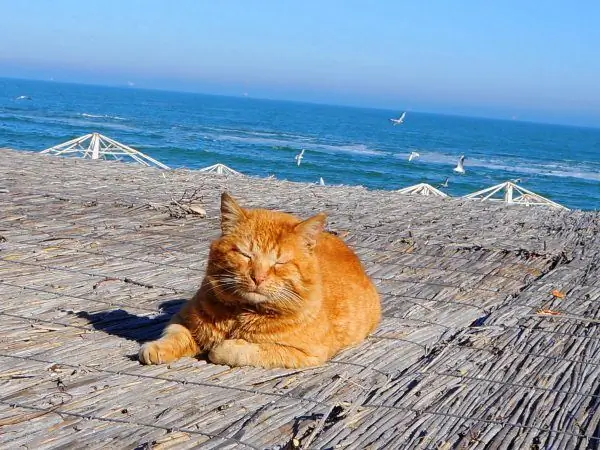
[{"x1": 251, "y1": 271, "x2": 268, "y2": 285}]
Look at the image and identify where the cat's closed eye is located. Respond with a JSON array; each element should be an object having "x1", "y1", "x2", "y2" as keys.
[
  {"x1": 232, "y1": 246, "x2": 252, "y2": 260},
  {"x1": 274, "y1": 253, "x2": 291, "y2": 265}
]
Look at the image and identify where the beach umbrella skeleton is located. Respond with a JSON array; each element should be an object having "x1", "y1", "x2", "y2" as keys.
[
  {"x1": 463, "y1": 181, "x2": 568, "y2": 210},
  {"x1": 40, "y1": 132, "x2": 170, "y2": 170},
  {"x1": 397, "y1": 183, "x2": 449, "y2": 198},
  {"x1": 398, "y1": 180, "x2": 566, "y2": 209},
  {"x1": 198, "y1": 163, "x2": 242, "y2": 176}
]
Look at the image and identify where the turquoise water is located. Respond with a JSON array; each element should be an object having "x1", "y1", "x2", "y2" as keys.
[{"x1": 1, "y1": 77, "x2": 599, "y2": 210}]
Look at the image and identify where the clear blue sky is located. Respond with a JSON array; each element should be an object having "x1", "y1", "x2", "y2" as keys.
[{"x1": 1, "y1": 0, "x2": 599, "y2": 126}]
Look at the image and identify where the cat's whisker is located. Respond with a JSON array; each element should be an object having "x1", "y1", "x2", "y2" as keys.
[
  {"x1": 278, "y1": 286, "x2": 303, "y2": 301},
  {"x1": 205, "y1": 277, "x2": 242, "y2": 297},
  {"x1": 211, "y1": 271, "x2": 238, "y2": 279},
  {"x1": 220, "y1": 269, "x2": 240, "y2": 277},
  {"x1": 275, "y1": 292, "x2": 299, "y2": 306},
  {"x1": 268, "y1": 286, "x2": 304, "y2": 309}
]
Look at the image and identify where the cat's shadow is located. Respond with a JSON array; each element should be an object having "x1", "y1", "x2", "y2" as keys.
[{"x1": 76, "y1": 299, "x2": 185, "y2": 345}]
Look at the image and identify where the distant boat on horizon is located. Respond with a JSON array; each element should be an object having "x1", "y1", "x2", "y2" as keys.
[{"x1": 389, "y1": 112, "x2": 406, "y2": 125}]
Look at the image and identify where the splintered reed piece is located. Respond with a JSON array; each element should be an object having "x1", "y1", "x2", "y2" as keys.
[{"x1": 40, "y1": 132, "x2": 170, "y2": 170}]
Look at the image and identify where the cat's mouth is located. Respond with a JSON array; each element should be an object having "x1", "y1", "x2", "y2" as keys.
[{"x1": 239, "y1": 290, "x2": 269, "y2": 304}]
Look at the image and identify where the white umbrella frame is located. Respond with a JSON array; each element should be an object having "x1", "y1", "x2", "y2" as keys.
[
  {"x1": 464, "y1": 181, "x2": 568, "y2": 210},
  {"x1": 41, "y1": 132, "x2": 170, "y2": 170}
]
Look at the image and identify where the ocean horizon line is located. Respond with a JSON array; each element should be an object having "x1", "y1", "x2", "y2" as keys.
[{"x1": 2, "y1": 75, "x2": 598, "y2": 131}]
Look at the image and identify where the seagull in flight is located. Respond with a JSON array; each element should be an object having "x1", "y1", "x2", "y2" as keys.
[
  {"x1": 294, "y1": 149, "x2": 305, "y2": 166},
  {"x1": 389, "y1": 112, "x2": 406, "y2": 126},
  {"x1": 319, "y1": 177, "x2": 325, "y2": 186},
  {"x1": 438, "y1": 177, "x2": 450, "y2": 188},
  {"x1": 453, "y1": 155, "x2": 466, "y2": 174},
  {"x1": 408, "y1": 151, "x2": 420, "y2": 162}
]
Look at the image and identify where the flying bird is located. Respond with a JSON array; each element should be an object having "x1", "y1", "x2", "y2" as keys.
[
  {"x1": 438, "y1": 177, "x2": 450, "y2": 188},
  {"x1": 389, "y1": 112, "x2": 406, "y2": 125},
  {"x1": 453, "y1": 155, "x2": 466, "y2": 174},
  {"x1": 294, "y1": 149, "x2": 305, "y2": 166},
  {"x1": 408, "y1": 151, "x2": 420, "y2": 162},
  {"x1": 319, "y1": 177, "x2": 325, "y2": 186}
]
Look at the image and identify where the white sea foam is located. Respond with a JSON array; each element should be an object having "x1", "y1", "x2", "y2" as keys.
[
  {"x1": 474, "y1": 161, "x2": 600, "y2": 182},
  {"x1": 244, "y1": 130, "x2": 314, "y2": 142},
  {"x1": 81, "y1": 113, "x2": 126, "y2": 121},
  {"x1": 201, "y1": 126, "x2": 315, "y2": 143},
  {"x1": 397, "y1": 150, "x2": 600, "y2": 182},
  {"x1": 34, "y1": 114, "x2": 137, "y2": 132},
  {"x1": 206, "y1": 131, "x2": 383, "y2": 156},
  {"x1": 316, "y1": 142, "x2": 382, "y2": 156}
]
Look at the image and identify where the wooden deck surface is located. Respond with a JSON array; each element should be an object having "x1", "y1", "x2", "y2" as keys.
[{"x1": 1, "y1": 148, "x2": 599, "y2": 449}]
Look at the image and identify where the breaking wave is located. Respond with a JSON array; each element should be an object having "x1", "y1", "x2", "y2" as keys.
[{"x1": 81, "y1": 113, "x2": 127, "y2": 121}]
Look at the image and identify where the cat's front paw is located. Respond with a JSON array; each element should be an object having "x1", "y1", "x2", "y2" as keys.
[
  {"x1": 139, "y1": 340, "x2": 177, "y2": 365},
  {"x1": 208, "y1": 339, "x2": 255, "y2": 367}
]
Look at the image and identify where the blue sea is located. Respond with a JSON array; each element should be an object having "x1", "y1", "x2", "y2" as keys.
[{"x1": 1, "y1": 77, "x2": 599, "y2": 210}]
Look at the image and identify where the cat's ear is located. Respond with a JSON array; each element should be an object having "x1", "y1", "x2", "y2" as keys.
[
  {"x1": 295, "y1": 213, "x2": 327, "y2": 249},
  {"x1": 220, "y1": 192, "x2": 246, "y2": 234}
]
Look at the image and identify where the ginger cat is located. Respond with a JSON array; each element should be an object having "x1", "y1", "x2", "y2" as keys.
[{"x1": 139, "y1": 193, "x2": 381, "y2": 369}]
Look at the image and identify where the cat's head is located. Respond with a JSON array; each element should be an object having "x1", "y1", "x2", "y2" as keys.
[{"x1": 206, "y1": 193, "x2": 326, "y2": 311}]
